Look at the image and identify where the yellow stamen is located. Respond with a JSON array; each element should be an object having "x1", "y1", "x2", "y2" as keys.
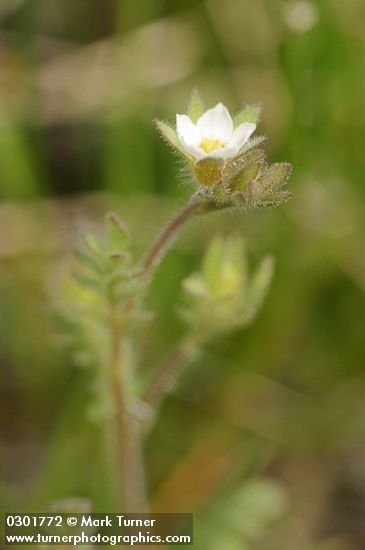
[{"x1": 199, "y1": 137, "x2": 223, "y2": 153}]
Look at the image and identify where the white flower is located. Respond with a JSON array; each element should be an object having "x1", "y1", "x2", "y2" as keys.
[{"x1": 176, "y1": 103, "x2": 256, "y2": 161}]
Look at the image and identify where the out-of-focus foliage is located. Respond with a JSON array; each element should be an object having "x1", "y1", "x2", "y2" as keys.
[
  {"x1": 196, "y1": 477, "x2": 289, "y2": 549},
  {"x1": 1, "y1": 1, "x2": 365, "y2": 548},
  {"x1": 181, "y1": 235, "x2": 273, "y2": 332}
]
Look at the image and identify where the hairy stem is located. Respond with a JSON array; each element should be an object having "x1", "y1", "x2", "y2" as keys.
[
  {"x1": 106, "y1": 198, "x2": 207, "y2": 508},
  {"x1": 141, "y1": 198, "x2": 203, "y2": 280},
  {"x1": 109, "y1": 303, "x2": 147, "y2": 512},
  {"x1": 144, "y1": 334, "x2": 203, "y2": 419}
]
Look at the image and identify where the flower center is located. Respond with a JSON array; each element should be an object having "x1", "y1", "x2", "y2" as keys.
[{"x1": 199, "y1": 138, "x2": 223, "y2": 153}]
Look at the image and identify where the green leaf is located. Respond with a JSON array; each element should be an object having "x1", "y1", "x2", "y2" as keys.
[
  {"x1": 221, "y1": 236, "x2": 247, "y2": 296},
  {"x1": 74, "y1": 250, "x2": 104, "y2": 275},
  {"x1": 186, "y1": 86, "x2": 205, "y2": 122},
  {"x1": 202, "y1": 236, "x2": 225, "y2": 295},
  {"x1": 224, "y1": 236, "x2": 243, "y2": 270},
  {"x1": 182, "y1": 273, "x2": 207, "y2": 298},
  {"x1": 84, "y1": 233, "x2": 103, "y2": 257},
  {"x1": 71, "y1": 271, "x2": 101, "y2": 291},
  {"x1": 201, "y1": 236, "x2": 246, "y2": 300},
  {"x1": 154, "y1": 119, "x2": 194, "y2": 161},
  {"x1": 114, "y1": 277, "x2": 148, "y2": 299},
  {"x1": 241, "y1": 256, "x2": 274, "y2": 323},
  {"x1": 233, "y1": 104, "x2": 262, "y2": 127},
  {"x1": 105, "y1": 212, "x2": 130, "y2": 256},
  {"x1": 260, "y1": 163, "x2": 292, "y2": 193}
]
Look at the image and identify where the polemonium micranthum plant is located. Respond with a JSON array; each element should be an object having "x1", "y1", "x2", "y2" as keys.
[{"x1": 54, "y1": 88, "x2": 292, "y2": 512}]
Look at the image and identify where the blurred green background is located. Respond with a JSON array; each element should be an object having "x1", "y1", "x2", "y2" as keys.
[{"x1": 1, "y1": 1, "x2": 365, "y2": 548}]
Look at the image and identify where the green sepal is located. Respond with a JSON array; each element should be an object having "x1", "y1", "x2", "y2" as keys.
[
  {"x1": 229, "y1": 160, "x2": 266, "y2": 192},
  {"x1": 248, "y1": 179, "x2": 265, "y2": 201},
  {"x1": 254, "y1": 191, "x2": 292, "y2": 208},
  {"x1": 186, "y1": 86, "x2": 205, "y2": 122},
  {"x1": 193, "y1": 198, "x2": 230, "y2": 215},
  {"x1": 233, "y1": 104, "x2": 262, "y2": 127},
  {"x1": 224, "y1": 149, "x2": 266, "y2": 180},
  {"x1": 229, "y1": 192, "x2": 247, "y2": 208},
  {"x1": 210, "y1": 186, "x2": 232, "y2": 206},
  {"x1": 231, "y1": 136, "x2": 268, "y2": 161},
  {"x1": 154, "y1": 119, "x2": 194, "y2": 161},
  {"x1": 260, "y1": 163, "x2": 292, "y2": 193},
  {"x1": 223, "y1": 148, "x2": 266, "y2": 182}
]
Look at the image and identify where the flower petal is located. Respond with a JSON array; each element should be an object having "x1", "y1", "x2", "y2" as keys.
[
  {"x1": 197, "y1": 103, "x2": 233, "y2": 142},
  {"x1": 204, "y1": 147, "x2": 230, "y2": 159},
  {"x1": 228, "y1": 122, "x2": 256, "y2": 152},
  {"x1": 205, "y1": 143, "x2": 246, "y2": 159},
  {"x1": 176, "y1": 114, "x2": 201, "y2": 145},
  {"x1": 176, "y1": 114, "x2": 204, "y2": 159},
  {"x1": 182, "y1": 141, "x2": 205, "y2": 159},
  {"x1": 204, "y1": 122, "x2": 256, "y2": 159}
]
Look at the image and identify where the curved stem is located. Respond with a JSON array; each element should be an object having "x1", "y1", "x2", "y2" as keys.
[
  {"x1": 141, "y1": 198, "x2": 203, "y2": 280},
  {"x1": 105, "y1": 197, "x2": 206, "y2": 508}
]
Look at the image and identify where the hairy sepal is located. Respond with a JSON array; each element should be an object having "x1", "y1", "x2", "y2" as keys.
[
  {"x1": 154, "y1": 119, "x2": 194, "y2": 162},
  {"x1": 186, "y1": 86, "x2": 206, "y2": 122},
  {"x1": 260, "y1": 163, "x2": 292, "y2": 193},
  {"x1": 233, "y1": 104, "x2": 262, "y2": 127}
]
